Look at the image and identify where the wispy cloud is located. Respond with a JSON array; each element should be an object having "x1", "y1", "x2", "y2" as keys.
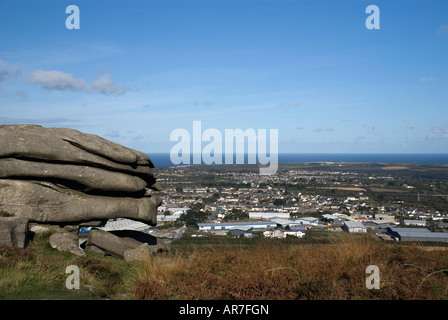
[
  {"x1": 420, "y1": 76, "x2": 436, "y2": 83},
  {"x1": 90, "y1": 73, "x2": 130, "y2": 95},
  {"x1": 193, "y1": 101, "x2": 213, "y2": 106},
  {"x1": 366, "y1": 125, "x2": 382, "y2": 135},
  {"x1": 0, "y1": 59, "x2": 21, "y2": 82},
  {"x1": 426, "y1": 124, "x2": 448, "y2": 141},
  {"x1": 0, "y1": 59, "x2": 27, "y2": 100},
  {"x1": 406, "y1": 123, "x2": 419, "y2": 130},
  {"x1": 0, "y1": 117, "x2": 80, "y2": 125},
  {"x1": 104, "y1": 128, "x2": 121, "y2": 138},
  {"x1": 30, "y1": 69, "x2": 131, "y2": 95},
  {"x1": 31, "y1": 70, "x2": 86, "y2": 91},
  {"x1": 313, "y1": 127, "x2": 335, "y2": 132},
  {"x1": 436, "y1": 25, "x2": 448, "y2": 36}
]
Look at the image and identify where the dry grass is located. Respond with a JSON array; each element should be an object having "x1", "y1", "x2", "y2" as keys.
[
  {"x1": 132, "y1": 235, "x2": 448, "y2": 300},
  {"x1": 2, "y1": 232, "x2": 448, "y2": 300},
  {"x1": 0, "y1": 234, "x2": 135, "y2": 299}
]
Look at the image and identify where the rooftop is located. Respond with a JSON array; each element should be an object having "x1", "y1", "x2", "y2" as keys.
[
  {"x1": 344, "y1": 220, "x2": 367, "y2": 228},
  {"x1": 197, "y1": 221, "x2": 277, "y2": 227}
]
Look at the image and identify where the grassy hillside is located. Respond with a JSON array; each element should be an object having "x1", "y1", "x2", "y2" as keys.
[
  {"x1": 1, "y1": 231, "x2": 448, "y2": 300},
  {"x1": 0, "y1": 232, "x2": 137, "y2": 300},
  {"x1": 133, "y1": 234, "x2": 448, "y2": 300}
]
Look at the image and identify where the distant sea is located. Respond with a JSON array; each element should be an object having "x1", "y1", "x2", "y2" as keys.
[{"x1": 148, "y1": 153, "x2": 448, "y2": 167}]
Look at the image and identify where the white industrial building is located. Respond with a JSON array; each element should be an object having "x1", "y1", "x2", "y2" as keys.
[
  {"x1": 249, "y1": 212, "x2": 290, "y2": 220},
  {"x1": 343, "y1": 220, "x2": 367, "y2": 233},
  {"x1": 403, "y1": 219, "x2": 426, "y2": 227},
  {"x1": 268, "y1": 218, "x2": 302, "y2": 228},
  {"x1": 157, "y1": 215, "x2": 180, "y2": 224},
  {"x1": 263, "y1": 229, "x2": 305, "y2": 239},
  {"x1": 197, "y1": 221, "x2": 277, "y2": 232},
  {"x1": 295, "y1": 217, "x2": 320, "y2": 226}
]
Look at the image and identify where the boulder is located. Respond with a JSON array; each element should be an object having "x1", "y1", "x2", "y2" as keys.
[
  {"x1": 0, "y1": 124, "x2": 155, "y2": 178},
  {"x1": 0, "y1": 179, "x2": 161, "y2": 224},
  {"x1": 84, "y1": 244, "x2": 106, "y2": 256},
  {"x1": 124, "y1": 243, "x2": 153, "y2": 262},
  {"x1": 86, "y1": 229, "x2": 141, "y2": 259},
  {"x1": 49, "y1": 232, "x2": 85, "y2": 257},
  {"x1": 0, "y1": 217, "x2": 29, "y2": 248},
  {"x1": 0, "y1": 158, "x2": 149, "y2": 193},
  {"x1": 0, "y1": 124, "x2": 162, "y2": 191},
  {"x1": 0, "y1": 124, "x2": 164, "y2": 252},
  {"x1": 85, "y1": 229, "x2": 169, "y2": 259}
]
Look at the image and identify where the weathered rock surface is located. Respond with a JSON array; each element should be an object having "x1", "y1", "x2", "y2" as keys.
[
  {"x1": 49, "y1": 232, "x2": 85, "y2": 257},
  {"x1": 124, "y1": 243, "x2": 153, "y2": 262},
  {"x1": 0, "y1": 158, "x2": 149, "y2": 193},
  {"x1": 85, "y1": 229, "x2": 169, "y2": 260},
  {"x1": 0, "y1": 125, "x2": 165, "y2": 255},
  {"x1": 0, "y1": 124, "x2": 155, "y2": 178},
  {"x1": 84, "y1": 244, "x2": 106, "y2": 256},
  {"x1": 0, "y1": 124, "x2": 162, "y2": 225},
  {"x1": 0, "y1": 179, "x2": 161, "y2": 224},
  {"x1": 0, "y1": 217, "x2": 29, "y2": 248}
]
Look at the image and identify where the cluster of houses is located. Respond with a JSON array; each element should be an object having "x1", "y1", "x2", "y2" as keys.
[
  {"x1": 86, "y1": 200, "x2": 448, "y2": 243},
  {"x1": 196, "y1": 218, "x2": 309, "y2": 239},
  {"x1": 156, "y1": 206, "x2": 189, "y2": 224},
  {"x1": 149, "y1": 167, "x2": 448, "y2": 242},
  {"x1": 92, "y1": 208, "x2": 448, "y2": 243},
  {"x1": 195, "y1": 211, "x2": 448, "y2": 242},
  {"x1": 196, "y1": 212, "x2": 375, "y2": 239}
]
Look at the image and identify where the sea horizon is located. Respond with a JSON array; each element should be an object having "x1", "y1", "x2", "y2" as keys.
[{"x1": 147, "y1": 153, "x2": 448, "y2": 167}]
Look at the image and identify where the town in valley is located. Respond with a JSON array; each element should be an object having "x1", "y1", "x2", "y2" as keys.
[{"x1": 98, "y1": 162, "x2": 448, "y2": 244}]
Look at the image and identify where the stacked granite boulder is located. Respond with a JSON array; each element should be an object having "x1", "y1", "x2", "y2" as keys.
[{"x1": 0, "y1": 124, "x2": 164, "y2": 258}]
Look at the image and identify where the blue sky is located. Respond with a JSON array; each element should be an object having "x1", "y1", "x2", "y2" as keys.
[{"x1": 1, "y1": 0, "x2": 447, "y2": 154}]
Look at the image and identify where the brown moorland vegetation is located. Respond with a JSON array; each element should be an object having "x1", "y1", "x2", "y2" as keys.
[
  {"x1": 2, "y1": 232, "x2": 448, "y2": 300},
  {"x1": 132, "y1": 234, "x2": 448, "y2": 300}
]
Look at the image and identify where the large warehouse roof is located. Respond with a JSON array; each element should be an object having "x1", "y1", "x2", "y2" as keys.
[
  {"x1": 344, "y1": 220, "x2": 366, "y2": 229},
  {"x1": 389, "y1": 227, "x2": 430, "y2": 233},
  {"x1": 388, "y1": 227, "x2": 448, "y2": 242}
]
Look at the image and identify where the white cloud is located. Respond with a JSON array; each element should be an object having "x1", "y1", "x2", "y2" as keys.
[
  {"x1": 313, "y1": 128, "x2": 335, "y2": 132},
  {"x1": 193, "y1": 101, "x2": 213, "y2": 106},
  {"x1": 30, "y1": 69, "x2": 131, "y2": 95},
  {"x1": 104, "y1": 128, "x2": 120, "y2": 138},
  {"x1": 90, "y1": 73, "x2": 130, "y2": 95},
  {"x1": 0, "y1": 59, "x2": 27, "y2": 99},
  {"x1": 0, "y1": 59, "x2": 21, "y2": 82},
  {"x1": 426, "y1": 124, "x2": 448, "y2": 141},
  {"x1": 31, "y1": 69, "x2": 87, "y2": 92},
  {"x1": 366, "y1": 126, "x2": 381, "y2": 135}
]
